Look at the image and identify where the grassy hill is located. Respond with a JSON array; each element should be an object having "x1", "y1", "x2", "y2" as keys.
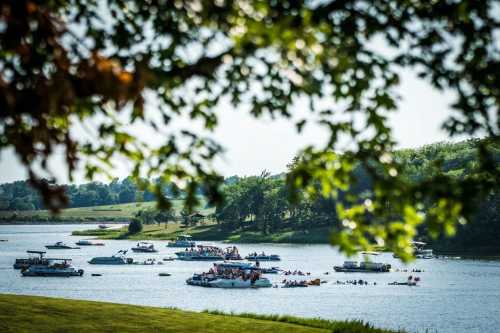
[
  {"x1": 0, "y1": 294, "x2": 400, "y2": 333},
  {"x1": 73, "y1": 222, "x2": 332, "y2": 243},
  {"x1": 0, "y1": 200, "x2": 215, "y2": 222}
]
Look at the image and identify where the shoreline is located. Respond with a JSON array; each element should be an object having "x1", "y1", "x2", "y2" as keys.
[
  {"x1": 0, "y1": 220, "x2": 126, "y2": 225},
  {"x1": 3, "y1": 222, "x2": 499, "y2": 258}
]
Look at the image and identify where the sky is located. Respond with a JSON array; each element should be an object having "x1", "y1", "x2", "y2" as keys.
[{"x1": 0, "y1": 65, "x2": 459, "y2": 184}]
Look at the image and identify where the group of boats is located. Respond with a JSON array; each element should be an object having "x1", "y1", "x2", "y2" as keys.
[
  {"x1": 12, "y1": 233, "x2": 432, "y2": 288},
  {"x1": 13, "y1": 234, "x2": 283, "y2": 280},
  {"x1": 13, "y1": 251, "x2": 84, "y2": 277}
]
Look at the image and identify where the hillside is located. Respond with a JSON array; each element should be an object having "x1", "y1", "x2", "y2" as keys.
[
  {"x1": 0, "y1": 200, "x2": 214, "y2": 223},
  {"x1": 0, "y1": 294, "x2": 399, "y2": 333}
]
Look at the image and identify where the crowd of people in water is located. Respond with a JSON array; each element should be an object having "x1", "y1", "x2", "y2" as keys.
[
  {"x1": 334, "y1": 279, "x2": 376, "y2": 285},
  {"x1": 282, "y1": 280, "x2": 309, "y2": 287},
  {"x1": 388, "y1": 275, "x2": 421, "y2": 286},
  {"x1": 395, "y1": 268, "x2": 424, "y2": 273},
  {"x1": 247, "y1": 251, "x2": 272, "y2": 257},
  {"x1": 283, "y1": 270, "x2": 311, "y2": 276},
  {"x1": 281, "y1": 278, "x2": 323, "y2": 288}
]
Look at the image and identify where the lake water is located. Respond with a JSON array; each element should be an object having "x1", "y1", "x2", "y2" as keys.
[{"x1": 1, "y1": 224, "x2": 499, "y2": 333}]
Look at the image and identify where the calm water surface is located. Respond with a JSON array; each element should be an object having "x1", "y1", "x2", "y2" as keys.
[{"x1": 1, "y1": 224, "x2": 499, "y2": 333}]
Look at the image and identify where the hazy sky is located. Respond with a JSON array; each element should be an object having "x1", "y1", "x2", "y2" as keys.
[{"x1": 0, "y1": 65, "x2": 459, "y2": 184}]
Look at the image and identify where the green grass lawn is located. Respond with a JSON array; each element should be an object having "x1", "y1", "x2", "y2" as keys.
[
  {"x1": 73, "y1": 222, "x2": 332, "y2": 243},
  {"x1": 0, "y1": 294, "x2": 401, "y2": 333}
]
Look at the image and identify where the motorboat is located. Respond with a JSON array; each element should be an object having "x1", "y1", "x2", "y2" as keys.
[
  {"x1": 88, "y1": 250, "x2": 133, "y2": 265},
  {"x1": 131, "y1": 242, "x2": 158, "y2": 253},
  {"x1": 167, "y1": 235, "x2": 196, "y2": 248},
  {"x1": 361, "y1": 251, "x2": 380, "y2": 256},
  {"x1": 45, "y1": 241, "x2": 80, "y2": 249},
  {"x1": 21, "y1": 259, "x2": 84, "y2": 277},
  {"x1": 75, "y1": 240, "x2": 105, "y2": 246},
  {"x1": 175, "y1": 245, "x2": 225, "y2": 261},
  {"x1": 13, "y1": 251, "x2": 49, "y2": 269},
  {"x1": 245, "y1": 252, "x2": 281, "y2": 261},
  {"x1": 334, "y1": 261, "x2": 391, "y2": 273},
  {"x1": 98, "y1": 224, "x2": 109, "y2": 229},
  {"x1": 393, "y1": 241, "x2": 434, "y2": 259},
  {"x1": 186, "y1": 273, "x2": 217, "y2": 287},
  {"x1": 414, "y1": 242, "x2": 434, "y2": 259}
]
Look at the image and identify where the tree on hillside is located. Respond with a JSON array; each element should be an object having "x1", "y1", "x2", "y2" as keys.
[
  {"x1": 128, "y1": 218, "x2": 143, "y2": 234},
  {"x1": 118, "y1": 188, "x2": 136, "y2": 204},
  {"x1": 1, "y1": 1, "x2": 499, "y2": 260}
]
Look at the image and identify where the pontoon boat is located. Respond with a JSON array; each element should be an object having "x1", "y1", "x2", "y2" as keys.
[
  {"x1": 167, "y1": 235, "x2": 196, "y2": 248},
  {"x1": 21, "y1": 259, "x2": 84, "y2": 277}
]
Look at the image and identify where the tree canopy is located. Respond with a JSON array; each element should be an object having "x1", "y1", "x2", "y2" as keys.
[{"x1": 0, "y1": 1, "x2": 499, "y2": 260}]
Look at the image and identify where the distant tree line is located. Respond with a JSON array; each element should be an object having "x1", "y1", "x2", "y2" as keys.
[{"x1": 0, "y1": 177, "x2": 175, "y2": 211}]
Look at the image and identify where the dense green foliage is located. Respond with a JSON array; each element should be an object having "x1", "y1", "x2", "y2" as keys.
[
  {"x1": 128, "y1": 218, "x2": 143, "y2": 234},
  {"x1": 0, "y1": 294, "x2": 401, "y2": 333},
  {"x1": 215, "y1": 139, "x2": 500, "y2": 254},
  {"x1": 0, "y1": 177, "x2": 169, "y2": 211}
]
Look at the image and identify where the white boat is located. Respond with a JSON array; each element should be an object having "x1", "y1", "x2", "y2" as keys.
[
  {"x1": 167, "y1": 235, "x2": 196, "y2": 248},
  {"x1": 88, "y1": 250, "x2": 133, "y2": 265},
  {"x1": 393, "y1": 241, "x2": 434, "y2": 259},
  {"x1": 45, "y1": 241, "x2": 80, "y2": 249},
  {"x1": 131, "y1": 242, "x2": 158, "y2": 253},
  {"x1": 208, "y1": 277, "x2": 272, "y2": 288},
  {"x1": 334, "y1": 261, "x2": 391, "y2": 273},
  {"x1": 75, "y1": 240, "x2": 105, "y2": 246},
  {"x1": 21, "y1": 259, "x2": 84, "y2": 277}
]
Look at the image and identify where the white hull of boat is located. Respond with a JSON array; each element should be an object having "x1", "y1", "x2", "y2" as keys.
[{"x1": 208, "y1": 278, "x2": 272, "y2": 288}]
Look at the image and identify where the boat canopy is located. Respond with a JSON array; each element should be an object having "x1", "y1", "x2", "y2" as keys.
[
  {"x1": 27, "y1": 250, "x2": 46, "y2": 255},
  {"x1": 197, "y1": 245, "x2": 220, "y2": 250}
]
